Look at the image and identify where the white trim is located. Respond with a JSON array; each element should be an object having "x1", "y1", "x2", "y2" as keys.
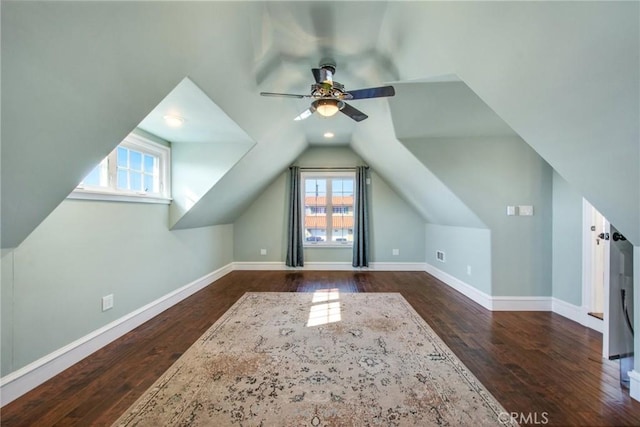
[
  {"x1": 233, "y1": 262, "x2": 286, "y2": 270},
  {"x1": 425, "y1": 263, "x2": 493, "y2": 310},
  {"x1": 67, "y1": 190, "x2": 172, "y2": 204},
  {"x1": 551, "y1": 298, "x2": 584, "y2": 324},
  {"x1": 491, "y1": 296, "x2": 551, "y2": 311},
  {"x1": 629, "y1": 370, "x2": 640, "y2": 402},
  {"x1": 585, "y1": 312, "x2": 604, "y2": 333},
  {"x1": 70, "y1": 132, "x2": 172, "y2": 202},
  {"x1": 555, "y1": 299, "x2": 604, "y2": 333},
  {"x1": 0, "y1": 260, "x2": 607, "y2": 406},
  {"x1": 0, "y1": 263, "x2": 233, "y2": 406},
  {"x1": 300, "y1": 170, "x2": 356, "y2": 247},
  {"x1": 425, "y1": 263, "x2": 604, "y2": 326},
  {"x1": 369, "y1": 262, "x2": 428, "y2": 271},
  {"x1": 232, "y1": 261, "x2": 428, "y2": 271},
  {"x1": 581, "y1": 198, "x2": 594, "y2": 324},
  {"x1": 302, "y1": 262, "x2": 353, "y2": 271},
  {"x1": 549, "y1": 298, "x2": 603, "y2": 333}
]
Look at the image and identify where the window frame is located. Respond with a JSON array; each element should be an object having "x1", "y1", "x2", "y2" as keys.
[
  {"x1": 69, "y1": 133, "x2": 171, "y2": 204},
  {"x1": 301, "y1": 170, "x2": 356, "y2": 248}
]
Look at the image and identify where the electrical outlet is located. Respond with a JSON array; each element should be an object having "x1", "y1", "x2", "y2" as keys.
[
  {"x1": 436, "y1": 250, "x2": 446, "y2": 262},
  {"x1": 467, "y1": 265, "x2": 472, "y2": 276},
  {"x1": 392, "y1": 248, "x2": 399, "y2": 256},
  {"x1": 102, "y1": 294, "x2": 114, "y2": 311},
  {"x1": 260, "y1": 249, "x2": 267, "y2": 256}
]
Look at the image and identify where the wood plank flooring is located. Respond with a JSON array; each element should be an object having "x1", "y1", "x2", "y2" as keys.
[{"x1": 2, "y1": 271, "x2": 640, "y2": 426}]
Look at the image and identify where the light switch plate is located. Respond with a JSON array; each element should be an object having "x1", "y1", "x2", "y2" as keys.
[
  {"x1": 519, "y1": 205, "x2": 534, "y2": 216},
  {"x1": 506, "y1": 206, "x2": 517, "y2": 216}
]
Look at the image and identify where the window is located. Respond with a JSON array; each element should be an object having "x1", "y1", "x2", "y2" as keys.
[
  {"x1": 71, "y1": 133, "x2": 171, "y2": 203},
  {"x1": 302, "y1": 171, "x2": 355, "y2": 246}
]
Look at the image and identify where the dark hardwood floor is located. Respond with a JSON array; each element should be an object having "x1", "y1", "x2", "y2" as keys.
[{"x1": 2, "y1": 271, "x2": 640, "y2": 426}]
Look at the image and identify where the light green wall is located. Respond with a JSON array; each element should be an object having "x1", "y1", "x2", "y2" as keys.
[
  {"x1": 233, "y1": 146, "x2": 425, "y2": 263},
  {"x1": 233, "y1": 172, "x2": 288, "y2": 262},
  {"x1": 170, "y1": 140, "x2": 254, "y2": 227},
  {"x1": 404, "y1": 136, "x2": 553, "y2": 296},
  {"x1": 425, "y1": 224, "x2": 491, "y2": 294},
  {"x1": 1, "y1": 250, "x2": 15, "y2": 372},
  {"x1": 551, "y1": 172, "x2": 584, "y2": 306},
  {"x1": 1, "y1": 200, "x2": 233, "y2": 376},
  {"x1": 369, "y1": 171, "x2": 426, "y2": 262},
  {"x1": 635, "y1": 247, "x2": 640, "y2": 365}
]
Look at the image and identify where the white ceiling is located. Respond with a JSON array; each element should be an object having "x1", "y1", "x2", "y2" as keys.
[{"x1": 2, "y1": 1, "x2": 638, "y2": 248}]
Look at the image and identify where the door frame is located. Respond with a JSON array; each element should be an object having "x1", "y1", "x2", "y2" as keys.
[{"x1": 582, "y1": 199, "x2": 608, "y2": 342}]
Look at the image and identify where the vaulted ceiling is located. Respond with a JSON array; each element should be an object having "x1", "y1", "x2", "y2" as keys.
[{"x1": 2, "y1": 1, "x2": 638, "y2": 248}]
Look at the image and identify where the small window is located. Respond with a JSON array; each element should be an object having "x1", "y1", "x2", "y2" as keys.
[
  {"x1": 302, "y1": 171, "x2": 355, "y2": 246},
  {"x1": 71, "y1": 133, "x2": 171, "y2": 203}
]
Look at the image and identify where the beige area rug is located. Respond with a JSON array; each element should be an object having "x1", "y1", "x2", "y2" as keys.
[{"x1": 114, "y1": 292, "x2": 516, "y2": 426}]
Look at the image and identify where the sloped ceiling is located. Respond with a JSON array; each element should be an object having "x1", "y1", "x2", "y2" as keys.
[{"x1": 2, "y1": 1, "x2": 638, "y2": 248}]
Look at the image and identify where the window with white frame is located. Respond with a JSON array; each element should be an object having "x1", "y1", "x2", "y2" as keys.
[
  {"x1": 302, "y1": 171, "x2": 355, "y2": 246},
  {"x1": 72, "y1": 133, "x2": 171, "y2": 202}
]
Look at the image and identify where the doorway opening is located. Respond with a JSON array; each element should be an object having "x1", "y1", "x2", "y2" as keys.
[
  {"x1": 582, "y1": 199, "x2": 635, "y2": 388},
  {"x1": 582, "y1": 199, "x2": 607, "y2": 333}
]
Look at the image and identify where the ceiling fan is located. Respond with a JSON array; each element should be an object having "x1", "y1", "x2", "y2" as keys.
[{"x1": 260, "y1": 61, "x2": 395, "y2": 122}]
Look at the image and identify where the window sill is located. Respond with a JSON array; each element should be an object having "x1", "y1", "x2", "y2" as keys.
[{"x1": 68, "y1": 190, "x2": 172, "y2": 205}]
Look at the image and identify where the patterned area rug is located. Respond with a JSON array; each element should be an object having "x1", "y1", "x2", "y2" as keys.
[{"x1": 114, "y1": 292, "x2": 515, "y2": 426}]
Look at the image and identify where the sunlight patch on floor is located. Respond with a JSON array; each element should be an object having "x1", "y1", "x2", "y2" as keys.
[{"x1": 307, "y1": 288, "x2": 341, "y2": 326}]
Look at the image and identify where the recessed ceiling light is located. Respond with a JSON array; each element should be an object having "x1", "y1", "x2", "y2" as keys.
[
  {"x1": 324, "y1": 132, "x2": 335, "y2": 138},
  {"x1": 163, "y1": 114, "x2": 185, "y2": 128}
]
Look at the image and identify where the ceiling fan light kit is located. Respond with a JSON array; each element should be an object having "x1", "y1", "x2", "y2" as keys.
[
  {"x1": 314, "y1": 98, "x2": 344, "y2": 117},
  {"x1": 260, "y1": 61, "x2": 395, "y2": 122}
]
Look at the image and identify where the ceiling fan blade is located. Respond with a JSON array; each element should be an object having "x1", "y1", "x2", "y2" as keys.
[
  {"x1": 294, "y1": 105, "x2": 317, "y2": 121},
  {"x1": 260, "y1": 92, "x2": 306, "y2": 99},
  {"x1": 346, "y1": 85, "x2": 395, "y2": 100},
  {"x1": 311, "y1": 68, "x2": 333, "y2": 85},
  {"x1": 340, "y1": 103, "x2": 368, "y2": 122}
]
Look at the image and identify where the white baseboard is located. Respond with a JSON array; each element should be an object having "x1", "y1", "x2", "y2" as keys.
[
  {"x1": 424, "y1": 263, "x2": 493, "y2": 310},
  {"x1": 0, "y1": 263, "x2": 233, "y2": 406},
  {"x1": 584, "y1": 312, "x2": 604, "y2": 333},
  {"x1": 0, "y1": 260, "x2": 607, "y2": 406},
  {"x1": 233, "y1": 261, "x2": 427, "y2": 271},
  {"x1": 424, "y1": 263, "x2": 603, "y2": 331},
  {"x1": 233, "y1": 261, "x2": 286, "y2": 270},
  {"x1": 370, "y1": 262, "x2": 428, "y2": 271},
  {"x1": 629, "y1": 370, "x2": 640, "y2": 402},
  {"x1": 551, "y1": 298, "x2": 584, "y2": 323},
  {"x1": 550, "y1": 299, "x2": 604, "y2": 333},
  {"x1": 491, "y1": 296, "x2": 551, "y2": 311}
]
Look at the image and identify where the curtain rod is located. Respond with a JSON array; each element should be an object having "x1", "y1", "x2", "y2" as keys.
[{"x1": 290, "y1": 166, "x2": 369, "y2": 170}]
